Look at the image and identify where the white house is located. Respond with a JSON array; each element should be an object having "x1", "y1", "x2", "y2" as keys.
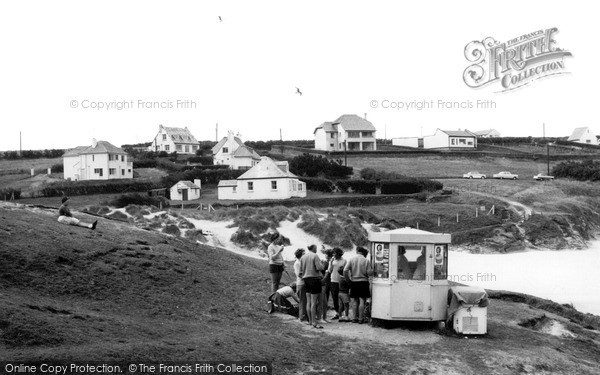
[
  {"x1": 393, "y1": 129, "x2": 477, "y2": 149},
  {"x1": 314, "y1": 114, "x2": 377, "y2": 151},
  {"x1": 474, "y1": 129, "x2": 501, "y2": 138},
  {"x1": 217, "y1": 157, "x2": 307, "y2": 200},
  {"x1": 212, "y1": 131, "x2": 261, "y2": 169},
  {"x1": 170, "y1": 180, "x2": 201, "y2": 201},
  {"x1": 149, "y1": 124, "x2": 200, "y2": 154},
  {"x1": 63, "y1": 139, "x2": 133, "y2": 181},
  {"x1": 568, "y1": 127, "x2": 598, "y2": 145}
]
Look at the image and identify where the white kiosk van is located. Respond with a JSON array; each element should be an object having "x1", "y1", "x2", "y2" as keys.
[{"x1": 369, "y1": 227, "x2": 451, "y2": 322}]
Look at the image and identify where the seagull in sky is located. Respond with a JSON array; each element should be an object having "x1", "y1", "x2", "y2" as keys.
[
  {"x1": 295, "y1": 87, "x2": 302, "y2": 96},
  {"x1": 218, "y1": 16, "x2": 223, "y2": 22}
]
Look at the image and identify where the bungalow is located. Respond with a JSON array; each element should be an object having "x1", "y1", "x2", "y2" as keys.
[
  {"x1": 568, "y1": 127, "x2": 599, "y2": 145},
  {"x1": 474, "y1": 129, "x2": 501, "y2": 138},
  {"x1": 170, "y1": 180, "x2": 202, "y2": 201},
  {"x1": 314, "y1": 114, "x2": 377, "y2": 151},
  {"x1": 217, "y1": 157, "x2": 306, "y2": 200},
  {"x1": 149, "y1": 124, "x2": 200, "y2": 154},
  {"x1": 212, "y1": 131, "x2": 261, "y2": 170},
  {"x1": 63, "y1": 139, "x2": 133, "y2": 181},
  {"x1": 392, "y1": 129, "x2": 477, "y2": 150}
]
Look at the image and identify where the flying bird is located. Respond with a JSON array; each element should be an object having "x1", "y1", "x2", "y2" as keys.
[
  {"x1": 218, "y1": 16, "x2": 223, "y2": 22},
  {"x1": 295, "y1": 87, "x2": 302, "y2": 96}
]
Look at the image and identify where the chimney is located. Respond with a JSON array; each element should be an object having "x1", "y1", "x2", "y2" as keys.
[
  {"x1": 92, "y1": 138, "x2": 97, "y2": 148},
  {"x1": 159, "y1": 124, "x2": 163, "y2": 130},
  {"x1": 364, "y1": 113, "x2": 367, "y2": 120}
]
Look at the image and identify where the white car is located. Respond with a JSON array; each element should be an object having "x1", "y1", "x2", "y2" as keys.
[
  {"x1": 463, "y1": 171, "x2": 486, "y2": 179},
  {"x1": 533, "y1": 173, "x2": 554, "y2": 181},
  {"x1": 493, "y1": 171, "x2": 518, "y2": 180}
]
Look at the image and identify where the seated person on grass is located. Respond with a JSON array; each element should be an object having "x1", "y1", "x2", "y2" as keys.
[{"x1": 57, "y1": 197, "x2": 97, "y2": 230}]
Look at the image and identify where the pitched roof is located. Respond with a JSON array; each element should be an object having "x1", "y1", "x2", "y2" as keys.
[
  {"x1": 63, "y1": 141, "x2": 127, "y2": 157},
  {"x1": 439, "y1": 129, "x2": 477, "y2": 137},
  {"x1": 334, "y1": 114, "x2": 376, "y2": 132},
  {"x1": 474, "y1": 129, "x2": 500, "y2": 136},
  {"x1": 218, "y1": 179, "x2": 238, "y2": 187},
  {"x1": 173, "y1": 180, "x2": 201, "y2": 189},
  {"x1": 163, "y1": 126, "x2": 199, "y2": 144},
  {"x1": 313, "y1": 121, "x2": 338, "y2": 134},
  {"x1": 211, "y1": 136, "x2": 243, "y2": 154},
  {"x1": 232, "y1": 145, "x2": 261, "y2": 159},
  {"x1": 237, "y1": 157, "x2": 298, "y2": 180},
  {"x1": 568, "y1": 127, "x2": 590, "y2": 141}
]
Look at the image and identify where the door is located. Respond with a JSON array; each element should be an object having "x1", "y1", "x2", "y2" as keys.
[{"x1": 182, "y1": 189, "x2": 188, "y2": 201}]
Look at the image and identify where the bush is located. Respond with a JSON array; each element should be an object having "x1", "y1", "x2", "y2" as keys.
[
  {"x1": 0, "y1": 188, "x2": 21, "y2": 200},
  {"x1": 133, "y1": 159, "x2": 158, "y2": 169},
  {"x1": 336, "y1": 180, "x2": 377, "y2": 194},
  {"x1": 289, "y1": 153, "x2": 353, "y2": 178},
  {"x1": 360, "y1": 167, "x2": 404, "y2": 180},
  {"x1": 185, "y1": 156, "x2": 213, "y2": 165},
  {"x1": 107, "y1": 193, "x2": 169, "y2": 209},
  {"x1": 298, "y1": 177, "x2": 336, "y2": 192},
  {"x1": 39, "y1": 179, "x2": 162, "y2": 198},
  {"x1": 50, "y1": 163, "x2": 64, "y2": 173},
  {"x1": 552, "y1": 159, "x2": 600, "y2": 181},
  {"x1": 162, "y1": 168, "x2": 244, "y2": 187}
]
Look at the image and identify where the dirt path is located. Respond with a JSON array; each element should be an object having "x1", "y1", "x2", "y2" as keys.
[{"x1": 467, "y1": 190, "x2": 533, "y2": 220}]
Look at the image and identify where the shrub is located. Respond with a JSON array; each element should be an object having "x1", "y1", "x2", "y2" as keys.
[
  {"x1": 336, "y1": 180, "x2": 376, "y2": 194},
  {"x1": 107, "y1": 193, "x2": 169, "y2": 209},
  {"x1": 360, "y1": 167, "x2": 404, "y2": 180},
  {"x1": 162, "y1": 168, "x2": 244, "y2": 187},
  {"x1": 298, "y1": 177, "x2": 335, "y2": 192},
  {"x1": 132, "y1": 159, "x2": 158, "y2": 169},
  {"x1": 185, "y1": 156, "x2": 213, "y2": 165},
  {"x1": 50, "y1": 163, "x2": 64, "y2": 173},
  {"x1": 39, "y1": 179, "x2": 162, "y2": 197},
  {"x1": 164, "y1": 224, "x2": 181, "y2": 236},
  {"x1": 0, "y1": 188, "x2": 21, "y2": 200},
  {"x1": 289, "y1": 153, "x2": 353, "y2": 178},
  {"x1": 552, "y1": 159, "x2": 600, "y2": 181}
]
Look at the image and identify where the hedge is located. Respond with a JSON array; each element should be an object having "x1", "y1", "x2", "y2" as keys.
[
  {"x1": 133, "y1": 159, "x2": 158, "y2": 168},
  {"x1": 336, "y1": 180, "x2": 377, "y2": 194},
  {"x1": 39, "y1": 179, "x2": 162, "y2": 197},
  {"x1": 298, "y1": 177, "x2": 336, "y2": 192},
  {"x1": 552, "y1": 159, "x2": 600, "y2": 181},
  {"x1": 107, "y1": 193, "x2": 169, "y2": 208},
  {"x1": 162, "y1": 168, "x2": 245, "y2": 187}
]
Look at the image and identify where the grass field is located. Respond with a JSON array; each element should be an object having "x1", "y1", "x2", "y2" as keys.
[
  {"x1": 347, "y1": 155, "x2": 555, "y2": 178},
  {"x1": 0, "y1": 157, "x2": 62, "y2": 174}
]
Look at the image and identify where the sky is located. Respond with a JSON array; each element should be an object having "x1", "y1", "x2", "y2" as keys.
[{"x1": 0, "y1": 1, "x2": 597, "y2": 151}]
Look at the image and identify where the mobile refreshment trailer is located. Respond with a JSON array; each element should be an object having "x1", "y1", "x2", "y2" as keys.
[
  {"x1": 368, "y1": 227, "x2": 488, "y2": 334},
  {"x1": 369, "y1": 227, "x2": 451, "y2": 322}
]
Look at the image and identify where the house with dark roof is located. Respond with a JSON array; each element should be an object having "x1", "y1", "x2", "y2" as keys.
[
  {"x1": 170, "y1": 179, "x2": 202, "y2": 201},
  {"x1": 567, "y1": 127, "x2": 599, "y2": 145},
  {"x1": 217, "y1": 157, "x2": 306, "y2": 200},
  {"x1": 314, "y1": 114, "x2": 377, "y2": 151},
  {"x1": 149, "y1": 124, "x2": 200, "y2": 154},
  {"x1": 212, "y1": 131, "x2": 261, "y2": 170},
  {"x1": 392, "y1": 129, "x2": 478, "y2": 149},
  {"x1": 63, "y1": 139, "x2": 132, "y2": 181}
]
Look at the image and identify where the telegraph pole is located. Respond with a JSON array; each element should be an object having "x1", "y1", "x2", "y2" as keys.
[{"x1": 19, "y1": 131, "x2": 22, "y2": 156}]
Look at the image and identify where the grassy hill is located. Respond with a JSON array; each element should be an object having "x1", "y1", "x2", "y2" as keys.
[{"x1": 1, "y1": 203, "x2": 600, "y2": 374}]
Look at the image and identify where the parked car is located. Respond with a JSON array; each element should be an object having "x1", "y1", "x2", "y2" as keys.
[
  {"x1": 493, "y1": 171, "x2": 518, "y2": 180},
  {"x1": 533, "y1": 173, "x2": 554, "y2": 181},
  {"x1": 463, "y1": 171, "x2": 486, "y2": 179}
]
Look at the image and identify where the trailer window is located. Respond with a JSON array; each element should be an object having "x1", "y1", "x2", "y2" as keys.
[
  {"x1": 373, "y1": 243, "x2": 389, "y2": 279},
  {"x1": 433, "y1": 244, "x2": 448, "y2": 280},
  {"x1": 398, "y1": 245, "x2": 426, "y2": 280}
]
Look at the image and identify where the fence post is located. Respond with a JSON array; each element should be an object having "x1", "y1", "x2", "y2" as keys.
[
  {"x1": 416, "y1": 222, "x2": 419, "y2": 230},
  {"x1": 476, "y1": 207, "x2": 478, "y2": 218},
  {"x1": 456, "y1": 213, "x2": 459, "y2": 223},
  {"x1": 438, "y1": 216, "x2": 440, "y2": 227}
]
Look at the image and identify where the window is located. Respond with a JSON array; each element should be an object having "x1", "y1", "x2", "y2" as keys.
[
  {"x1": 94, "y1": 168, "x2": 103, "y2": 176},
  {"x1": 223, "y1": 147, "x2": 229, "y2": 153},
  {"x1": 121, "y1": 155, "x2": 125, "y2": 162},
  {"x1": 247, "y1": 182, "x2": 253, "y2": 191},
  {"x1": 176, "y1": 145, "x2": 182, "y2": 151},
  {"x1": 298, "y1": 183, "x2": 303, "y2": 191},
  {"x1": 347, "y1": 131, "x2": 360, "y2": 138},
  {"x1": 396, "y1": 245, "x2": 427, "y2": 281},
  {"x1": 271, "y1": 181, "x2": 277, "y2": 190},
  {"x1": 434, "y1": 245, "x2": 448, "y2": 280},
  {"x1": 162, "y1": 134, "x2": 167, "y2": 141},
  {"x1": 92, "y1": 155, "x2": 95, "y2": 161},
  {"x1": 373, "y1": 243, "x2": 390, "y2": 279},
  {"x1": 330, "y1": 143, "x2": 334, "y2": 147},
  {"x1": 121, "y1": 169, "x2": 125, "y2": 176},
  {"x1": 109, "y1": 168, "x2": 116, "y2": 175},
  {"x1": 185, "y1": 145, "x2": 189, "y2": 153},
  {"x1": 362, "y1": 131, "x2": 373, "y2": 137},
  {"x1": 330, "y1": 133, "x2": 335, "y2": 138},
  {"x1": 233, "y1": 186, "x2": 237, "y2": 193},
  {"x1": 165, "y1": 145, "x2": 170, "y2": 151},
  {"x1": 459, "y1": 139, "x2": 466, "y2": 145},
  {"x1": 451, "y1": 139, "x2": 456, "y2": 145},
  {"x1": 128, "y1": 169, "x2": 131, "y2": 173},
  {"x1": 108, "y1": 154, "x2": 113, "y2": 161}
]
